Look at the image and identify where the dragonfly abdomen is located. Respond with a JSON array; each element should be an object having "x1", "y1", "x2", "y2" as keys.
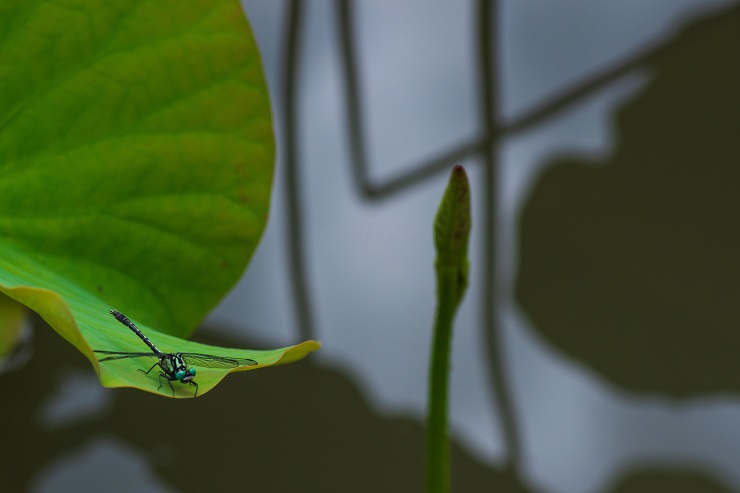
[{"x1": 110, "y1": 309, "x2": 163, "y2": 355}]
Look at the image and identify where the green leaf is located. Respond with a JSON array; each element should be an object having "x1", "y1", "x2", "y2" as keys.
[
  {"x1": 0, "y1": 0, "x2": 320, "y2": 395},
  {"x1": 0, "y1": 278, "x2": 318, "y2": 398},
  {"x1": 0, "y1": 0, "x2": 274, "y2": 336},
  {"x1": 93, "y1": 311, "x2": 319, "y2": 399}
]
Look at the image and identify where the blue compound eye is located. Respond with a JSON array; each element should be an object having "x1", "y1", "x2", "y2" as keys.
[
  {"x1": 189, "y1": 368, "x2": 196, "y2": 376},
  {"x1": 175, "y1": 370, "x2": 186, "y2": 380}
]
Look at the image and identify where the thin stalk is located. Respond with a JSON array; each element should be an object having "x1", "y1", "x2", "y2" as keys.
[
  {"x1": 335, "y1": 0, "x2": 373, "y2": 197},
  {"x1": 477, "y1": 0, "x2": 523, "y2": 471},
  {"x1": 427, "y1": 166, "x2": 471, "y2": 493},
  {"x1": 281, "y1": 0, "x2": 316, "y2": 343},
  {"x1": 427, "y1": 264, "x2": 458, "y2": 492},
  {"x1": 333, "y1": 1, "x2": 669, "y2": 200}
]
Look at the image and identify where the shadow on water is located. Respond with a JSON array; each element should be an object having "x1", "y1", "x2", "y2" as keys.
[
  {"x1": 510, "y1": 3, "x2": 740, "y2": 492},
  {"x1": 2, "y1": 323, "x2": 736, "y2": 493},
  {"x1": 0, "y1": 318, "x2": 530, "y2": 493},
  {"x1": 516, "y1": 3, "x2": 740, "y2": 398}
]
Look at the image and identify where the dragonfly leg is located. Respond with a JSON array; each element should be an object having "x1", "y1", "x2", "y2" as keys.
[
  {"x1": 157, "y1": 372, "x2": 176, "y2": 397},
  {"x1": 139, "y1": 361, "x2": 160, "y2": 375},
  {"x1": 191, "y1": 381, "x2": 199, "y2": 398}
]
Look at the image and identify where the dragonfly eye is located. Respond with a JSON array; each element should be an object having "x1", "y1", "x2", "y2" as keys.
[
  {"x1": 189, "y1": 368, "x2": 196, "y2": 376},
  {"x1": 175, "y1": 370, "x2": 186, "y2": 380}
]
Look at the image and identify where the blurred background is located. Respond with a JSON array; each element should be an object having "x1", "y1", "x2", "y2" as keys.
[{"x1": 3, "y1": 0, "x2": 740, "y2": 491}]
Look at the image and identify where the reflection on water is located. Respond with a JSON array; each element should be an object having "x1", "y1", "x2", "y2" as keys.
[
  {"x1": 505, "y1": 305, "x2": 740, "y2": 493},
  {"x1": 39, "y1": 372, "x2": 112, "y2": 430},
  {"x1": 32, "y1": 438, "x2": 176, "y2": 493},
  {"x1": 3, "y1": 2, "x2": 740, "y2": 492},
  {"x1": 510, "y1": 3, "x2": 740, "y2": 492},
  {"x1": 236, "y1": 3, "x2": 740, "y2": 492}
]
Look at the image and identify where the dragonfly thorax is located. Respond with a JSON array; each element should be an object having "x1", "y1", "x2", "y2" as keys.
[{"x1": 162, "y1": 353, "x2": 196, "y2": 382}]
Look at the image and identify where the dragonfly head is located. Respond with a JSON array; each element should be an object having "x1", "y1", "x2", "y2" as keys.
[{"x1": 176, "y1": 367, "x2": 196, "y2": 382}]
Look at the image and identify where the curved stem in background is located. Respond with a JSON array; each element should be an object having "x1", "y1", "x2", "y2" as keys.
[
  {"x1": 335, "y1": 0, "x2": 373, "y2": 197},
  {"x1": 334, "y1": 3, "x2": 670, "y2": 200},
  {"x1": 281, "y1": 0, "x2": 316, "y2": 343},
  {"x1": 291, "y1": 0, "x2": 686, "y2": 475},
  {"x1": 476, "y1": 0, "x2": 522, "y2": 472},
  {"x1": 331, "y1": 1, "x2": 675, "y2": 469}
]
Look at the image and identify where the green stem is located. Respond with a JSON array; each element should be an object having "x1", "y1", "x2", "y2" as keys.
[
  {"x1": 427, "y1": 165, "x2": 470, "y2": 493},
  {"x1": 427, "y1": 263, "x2": 460, "y2": 492}
]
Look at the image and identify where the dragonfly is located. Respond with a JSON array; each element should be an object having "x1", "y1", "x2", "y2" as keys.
[{"x1": 94, "y1": 309, "x2": 258, "y2": 397}]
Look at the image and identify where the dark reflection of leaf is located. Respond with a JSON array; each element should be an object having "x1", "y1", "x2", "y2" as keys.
[
  {"x1": 515, "y1": 3, "x2": 740, "y2": 395},
  {"x1": 607, "y1": 468, "x2": 733, "y2": 493},
  {"x1": 0, "y1": 319, "x2": 536, "y2": 493}
]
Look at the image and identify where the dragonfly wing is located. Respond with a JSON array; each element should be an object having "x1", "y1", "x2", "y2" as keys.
[
  {"x1": 94, "y1": 351, "x2": 160, "y2": 362},
  {"x1": 181, "y1": 353, "x2": 258, "y2": 369}
]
